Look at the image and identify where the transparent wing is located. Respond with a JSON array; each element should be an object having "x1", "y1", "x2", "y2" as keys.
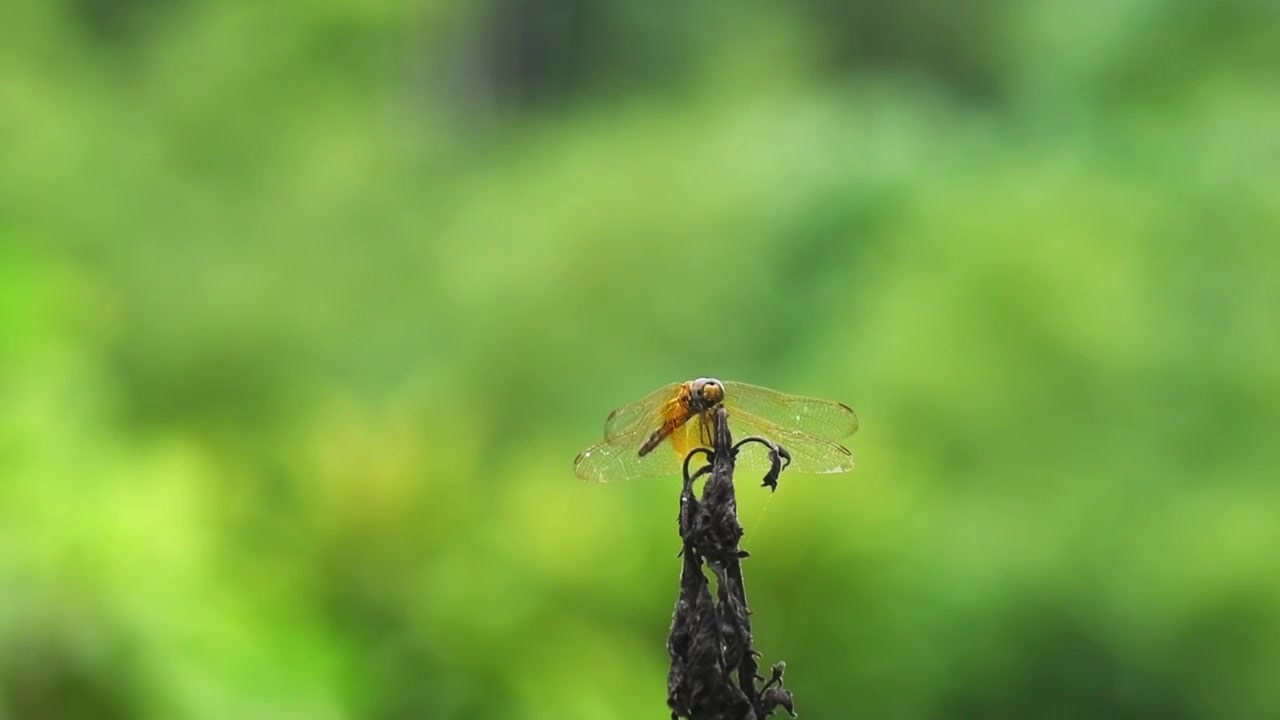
[
  {"x1": 725, "y1": 407, "x2": 855, "y2": 475},
  {"x1": 574, "y1": 426, "x2": 686, "y2": 483},
  {"x1": 576, "y1": 406, "x2": 852, "y2": 482},
  {"x1": 603, "y1": 382, "x2": 682, "y2": 441},
  {"x1": 576, "y1": 412, "x2": 716, "y2": 483},
  {"x1": 722, "y1": 381, "x2": 858, "y2": 442}
]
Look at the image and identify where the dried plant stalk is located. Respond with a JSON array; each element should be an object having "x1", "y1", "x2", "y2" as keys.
[{"x1": 667, "y1": 407, "x2": 796, "y2": 720}]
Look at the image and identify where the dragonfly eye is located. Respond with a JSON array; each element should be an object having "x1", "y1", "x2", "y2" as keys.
[{"x1": 701, "y1": 380, "x2": 725, "y2": 405}]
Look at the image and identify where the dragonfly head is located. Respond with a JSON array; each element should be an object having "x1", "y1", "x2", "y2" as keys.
[{"x1": 688, "y1": 377, "x2": 726, "y2": 411}]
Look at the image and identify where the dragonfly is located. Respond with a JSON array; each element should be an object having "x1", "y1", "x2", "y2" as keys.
[{"x1": 574, "y1": 377, "x2": 858, "y2": 483}]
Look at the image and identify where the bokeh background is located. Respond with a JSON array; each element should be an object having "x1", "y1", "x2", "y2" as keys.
[{"x1": 3, "y1": 0, "x2": 1279, "y2": 718}]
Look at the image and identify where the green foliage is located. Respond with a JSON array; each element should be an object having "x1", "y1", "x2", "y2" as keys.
[{"x1": 2, "y1": 0, "x2": 1278, "y2": 717}]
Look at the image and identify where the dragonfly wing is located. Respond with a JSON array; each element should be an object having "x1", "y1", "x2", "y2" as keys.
[
  {"x1": 577, "y1": 412, "x2": 716, "y2": 483},
  {"x1": 722, "y1": 381, "x2": 858, "y2": 442},
  {"x1": 603, "y1": 381, "x2": 683, "y2": 441},
  {"x1": 574, "y1": 426, "x2": 686, "y2": 483},
  {"x1": 726, "y1": 407, "x2": 855, "y2": 474}
]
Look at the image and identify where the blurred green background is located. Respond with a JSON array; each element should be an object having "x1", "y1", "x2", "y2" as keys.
[{"x1": 2, "y1": 0, "x2": 1279, "y2": 718}]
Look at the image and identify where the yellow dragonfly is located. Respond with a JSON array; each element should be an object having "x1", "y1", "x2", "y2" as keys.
[{"x1": 574, "y1": 377, "x2": 857, "y2": 483}]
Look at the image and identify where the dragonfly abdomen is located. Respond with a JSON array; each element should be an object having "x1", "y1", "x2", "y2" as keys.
[{"x1": 638, "y1": 406, "x2": 695, "y2": 457}]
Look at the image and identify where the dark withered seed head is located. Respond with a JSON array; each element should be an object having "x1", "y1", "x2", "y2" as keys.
[{"x1": 667, "y1": 407, "x2": 797, "y2": 720}]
